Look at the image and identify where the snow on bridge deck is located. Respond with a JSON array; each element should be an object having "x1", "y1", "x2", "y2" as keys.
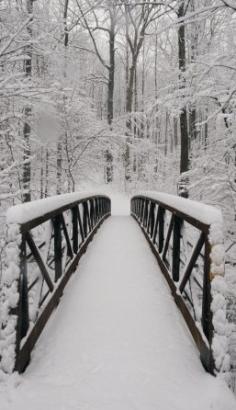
[{"x1": 1, "y1": 212, "x2": 235, "y2": 410}]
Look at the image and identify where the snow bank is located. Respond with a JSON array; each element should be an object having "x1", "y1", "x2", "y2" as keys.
[
  {"x1": 139, "y1": 191, "x2": 223, "y2": 225},
  {"x1": 6, "y1": 192, "x2": 110, "y2": 225},
  {"x1": 0, "y1": 224, "x2": 21, "y2": 374},
  {"x1": 209, "y1": 223, "x2": 231, "y2": 376}
]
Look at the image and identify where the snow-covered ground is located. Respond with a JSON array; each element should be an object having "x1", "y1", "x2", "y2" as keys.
[{"x1": 1, "y1": 216, "x2": 235, "y2": 410}]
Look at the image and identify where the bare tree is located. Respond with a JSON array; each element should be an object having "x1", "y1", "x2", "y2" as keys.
[{"x1": 22, "y1": 0, "x2": 35, "y2": 202}]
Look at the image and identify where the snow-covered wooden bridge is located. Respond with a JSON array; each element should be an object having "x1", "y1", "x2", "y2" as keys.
[{"x1": 0, "y1": 193, "x2": 235, "y2": 409}]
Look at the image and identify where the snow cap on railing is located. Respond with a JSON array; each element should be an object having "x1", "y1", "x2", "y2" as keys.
[
  {"x1": 138, "y1": 191, "x2": 223, "y2": 226},
  {"x1": 6, "y1": 192, "x2": 109, "y2": 225}
]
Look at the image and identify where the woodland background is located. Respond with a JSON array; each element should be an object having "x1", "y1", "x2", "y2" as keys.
[{"x1": 0, "y1": 0, "x2": 236, "y2": 385}]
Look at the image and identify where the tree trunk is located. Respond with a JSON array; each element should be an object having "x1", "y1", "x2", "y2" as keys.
[
  {"x1": 178, "y1": 1, "x2": 189, "y2": 196},
  {"x1": 57, "y1": 0, "x2": 69, "y2": 194},
  {"x1": 189, "y1": 0, "x2": 198, "y2": 144},
  {"x1": 105, "y1": 11, "x2": 115, "y2": 184},
  {"x1": 126, "y1": 59, "x2": 136, "y2": 114},
  {"x1": 45, "y1": 148, "x2": 49, "y2": 197},
  {"x1": 107, "y1": 25, "x2": 115, "y2": 125},
  {"x1": 22, "y1": 0, "x2": 34, "y2": 203}
]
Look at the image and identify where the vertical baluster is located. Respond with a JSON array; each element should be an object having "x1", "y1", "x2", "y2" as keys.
[
  {"x1": 172, "y1": 216, "x2": 182, "y2": 281},
  {"x1": 142, "y1": 199, "x2": 147, "y2": 227},
  {"x1": 96, "y1": 199, "x2": 99, "y2": 222},
  {"x1": 98, "y1": 199, "x2": 101, "y2": 220},
  {"x1": 201, "y1": 235, "x2": 214, "y2": 371},
  {"x1": 138, "y1": 199, "x2": 141, "y2": 221},
  {"x1": 152, "y1": 204, "x2": 159, "y2": 244},
  {"x1": 87, "y1": 201, "x2": 92, "y2": 232},
  {"x1": 90, "y1": 199, "x2": 94, "y2": 229},
  {"x1": 53, "y1": 215, "x2": 62, "y2": 282},
  {"x1": 202, "y1": 236, "x2": 213, "y2": 341},
  {"x1": 72, "y1": 206, "x2": 78, "y2": 254},
  {"x1": 145, "y1": 200, "x2": 149, "y2": 228},
  {"x1": 94, "y1": 198, "x2": 97, "y2": 222},
  {"x1": 158, "y1": 207, "x2": 165, "y2": 253},
  {"x1": 77, "y1": 204, "x2": 84, "y2": 243},
  {"x1": 82, "y1": 202, "x2": 88, "y2": 237},
  {"x1": 147, "y1": 202, "x2": 155, "y2": 236},
  {"x1": 141, "y1": 199, "x2": 145, "y2": 225},
  {"x1": 149, "y1": 203, "x2": 156, "y2": 238},
  {"x1": 19, "y1": 233, "x2": 29, "y2": 339}
]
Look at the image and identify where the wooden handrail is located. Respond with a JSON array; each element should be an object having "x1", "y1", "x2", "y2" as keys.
[
  {"x1": 0, "y1": 194, "x2": 111, "y2": 374},
  {"x1": 131, "y1": 193, "x2": 229, "y2": 376}
]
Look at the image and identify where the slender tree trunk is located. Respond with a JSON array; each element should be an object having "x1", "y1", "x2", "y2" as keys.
[
  {"x1": 22, "y1": 0, "x2": 34, "y2": 202},
  {"x1": 178, "y1": 1, "x2": 189, "y2": 196},
  {"x1": 40, "y1": 148, "x2": 44, "y2": 198},
  {"x1": 57, "y1": 0, "x2": 69, "y2": 194},
  {"x1": 173, "y1": 117, "x2": 178, "y2": 147},
  {"x1": 107, "y1": 24, "x2": 115, "y2": 125},
  {"x1": 105, "y1": 12, "x2": 115, "y2": 184},
  {"x1": 126, "y1": 59, "x2": 136, "y2": 114},
  {"x1": 56, "y1": 142, "x2": 62, "y2": 195},
  {"x1": 45, "y1": 148, "x2": 49, "y2": 197},
  {"x1": 189, "y1": 0, "x2": 198, "y2": 144}
]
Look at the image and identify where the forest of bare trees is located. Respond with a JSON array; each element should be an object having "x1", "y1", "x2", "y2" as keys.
[{"x1": 1, "y1": 0, "x2": 236, "y2": 382}]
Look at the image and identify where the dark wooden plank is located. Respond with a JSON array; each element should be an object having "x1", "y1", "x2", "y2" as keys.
[
  {"x1": 172, "y1": 216, "x2": 182, "y2": 282},
  {"x1": 19, "y1": 234, "x2": 29, "y2": 339},
  {"x1": 152, "y1": 205, "x2": 160, "y2": 243},
  {"x1": 82, "y1": 202, "x2": 88, "y2": 237},
  {"x1": 72, "y1": 206, "x2": 78, "y2": 254},
  {"x1": 158, "y1": 207, "x2": 165, "y2": 253},
  {"x1": 53, "y1": 215, "x2": 62, "y2": 282},
  {"x1": 77, "y1": 205, "x2": 85, "y2": 243},
  {"x1": 201, "y1": 236, "x2": 213, "y2": 343}
]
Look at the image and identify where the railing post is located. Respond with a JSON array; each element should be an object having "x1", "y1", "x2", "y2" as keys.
[
  {"x1": 72, "y1": 206, "x2": 79, "y2": 254},
  {"x1": 18, "y1": 233, "x2": 29, "y2": 342},
  {"x1": 139, "y1": 199, "x2": 142, "y2": 221},
  {"x1": 158, "y1": 207, "x2": 165, "y2": 253},
  {"x1": 82, "y1": 202, "x2": 88, "y2": 237},
  {"x1": 152, "y1": 205, "x2": 159, "y2": 244},
  {"x1": 147, "y1": 201, "x2": 155, "y2": 236},
  {"x1": 53, "y1": 215, "x2": 62, "y2": 282},
  {"x1": 202, "y1": 236, "x2": 213, "y2": 342},
  {"x1": 86, "y1": 201, "x2": 92, "y2": 232},
  {"x1": 172, "y1": 216, "x2": 182, "y2": 282},
  {"x1": 77, "y1": 204, "x2": 84, "y2": 243},
  {"x1": 143, "y1": 199, "x2": 148, "y2": 228},
  {"x1": 141, "y1": 199, "x2": 145, "y2": 225},
  {"x1": 90, "y1": 199, "x2": 94, "y2": 229}
]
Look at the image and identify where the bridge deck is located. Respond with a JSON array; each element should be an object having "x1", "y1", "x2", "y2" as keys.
[{"x1": 2, "y1": 216, "x2": 235, "y2": 410}]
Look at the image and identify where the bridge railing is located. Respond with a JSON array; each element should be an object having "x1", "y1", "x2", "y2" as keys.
[
  {"x1": 131, "y1": 192, "x2": 230, "y2": 376},
  {"x1": 0, "y1": 193, "x2": 111, "y2": 373}
]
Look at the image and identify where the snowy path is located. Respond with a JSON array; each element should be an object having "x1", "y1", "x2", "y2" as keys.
[{"x1": 1, "y1": 216, "x2": 235, "y2": 410}]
